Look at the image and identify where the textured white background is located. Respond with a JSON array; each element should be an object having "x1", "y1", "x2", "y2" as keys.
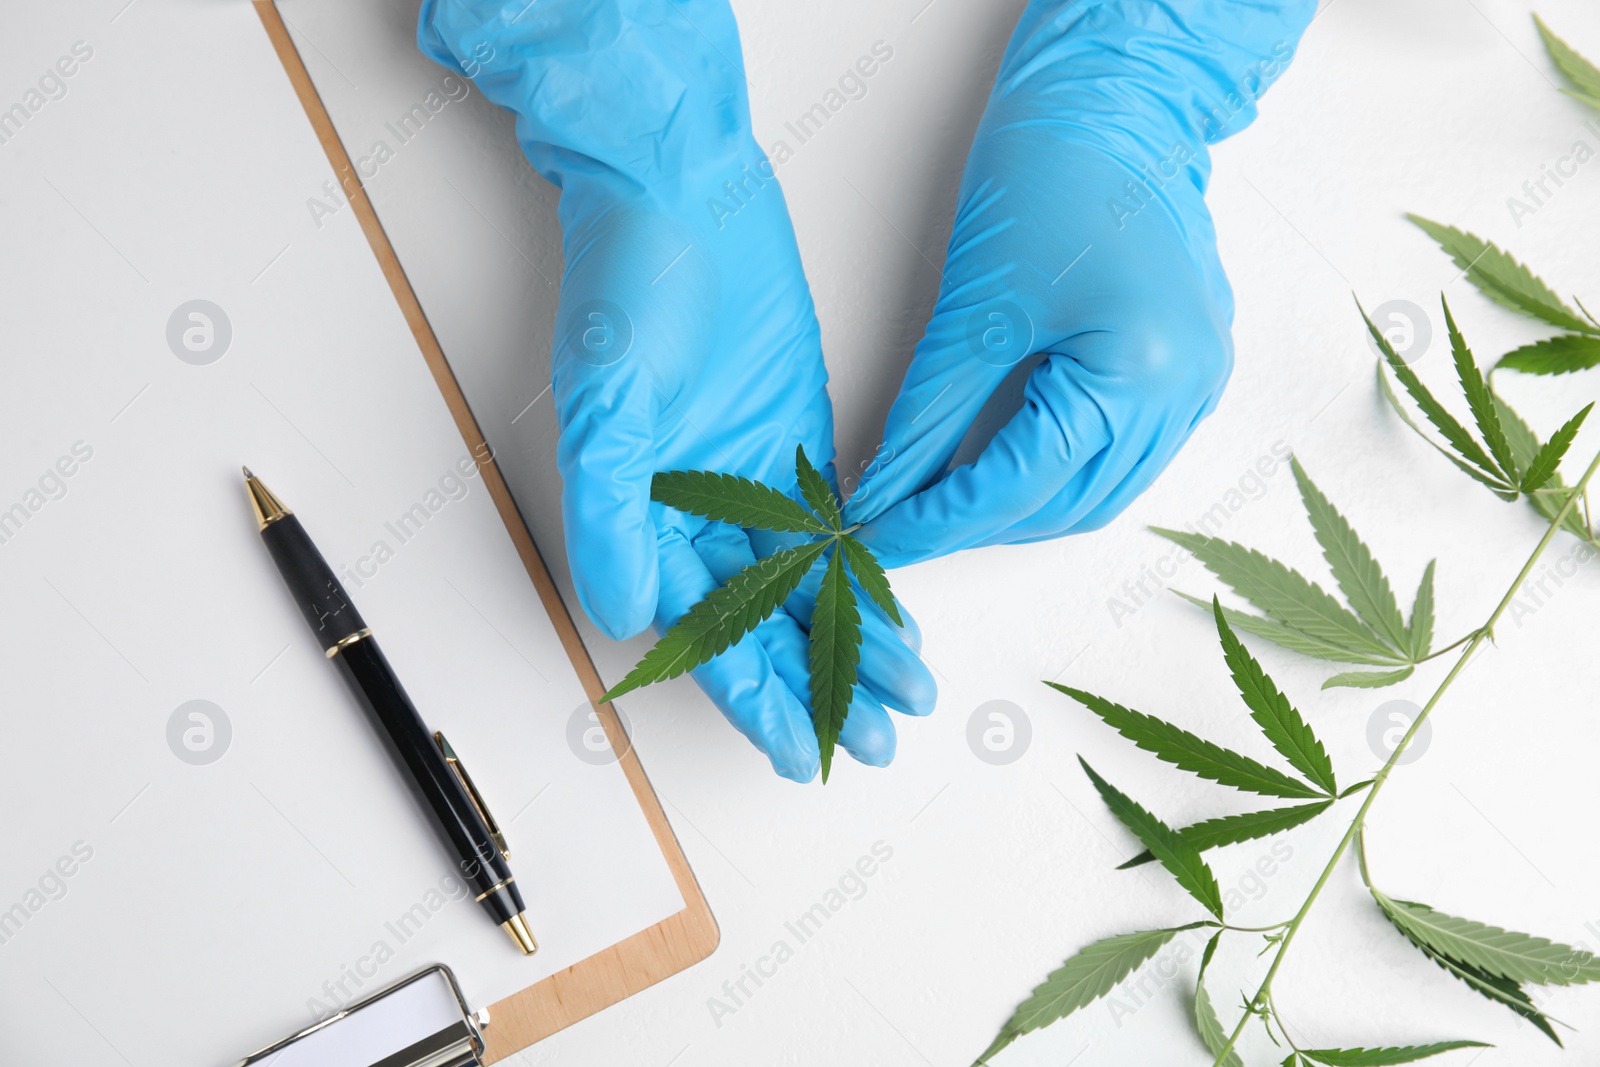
[
  {"x1": 15, "y1": 0, "x2": 1600, "y2": 1064},
  {"x1": 285, "y1": 0, "x2": 1600, "y2": 1064}
]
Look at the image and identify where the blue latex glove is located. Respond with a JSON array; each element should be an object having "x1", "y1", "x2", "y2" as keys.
[
  {"x1": 848, "y1": 0, "x2": 1317, "y2": 567},
  {"x1": 419, "y1": 0, "x2": 935, "y2": 781}
]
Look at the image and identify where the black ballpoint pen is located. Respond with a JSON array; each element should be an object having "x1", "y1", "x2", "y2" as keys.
[{"x1": 243, "y1": 467, "x2": 537, "y2": 955}]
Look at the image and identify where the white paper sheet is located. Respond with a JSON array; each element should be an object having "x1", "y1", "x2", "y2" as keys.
[{"x1": 0, "y1": 4, "x2": 685, "y2": 1064}]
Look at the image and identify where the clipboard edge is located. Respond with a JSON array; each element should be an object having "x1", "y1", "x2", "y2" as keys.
[{"x1": 250, "y1": 3, "x2": 719, "y2": 1057}]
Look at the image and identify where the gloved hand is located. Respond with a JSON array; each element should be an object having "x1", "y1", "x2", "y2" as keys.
[
  {"x1": 848, "y1": 0, "x2": 1317, "y2": 567},
  {"x1": 419, "y1": 0, "x2": 935, "y2": 781}
]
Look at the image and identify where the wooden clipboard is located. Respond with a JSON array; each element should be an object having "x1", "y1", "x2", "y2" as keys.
[{"x1": 251, "y1": 2, "x2": 719, "y2": 1059}]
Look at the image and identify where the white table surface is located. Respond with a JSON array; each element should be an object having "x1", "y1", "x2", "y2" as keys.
[{"x1": 15, "y1": 0, "x2": 1600, "y2": 1064}]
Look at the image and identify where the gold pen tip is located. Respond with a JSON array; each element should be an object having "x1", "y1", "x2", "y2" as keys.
[
  {"x1": 503, "y1": 913, "x2": 538, "y2": 955},
  {"x1": 244, "y1": 468, "x2": 292, "y2": 530}
]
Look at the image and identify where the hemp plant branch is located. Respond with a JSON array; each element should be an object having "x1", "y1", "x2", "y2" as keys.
[
  {"x1": 975, "y1": 18, "x2": 1600, "y2": 1063},
  {"x1": 1212, "y1": 450, "x2": 1600, "y2": 1067},
  {"x1": 976, "y1": 332, "x2": 1600, "y2": 1066}
]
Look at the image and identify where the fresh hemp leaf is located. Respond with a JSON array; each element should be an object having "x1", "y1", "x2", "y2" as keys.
[
  {"x1": 1157, "y1": 532, "x2": 1401, "y2": 662},
  {"x1": 1291, "y1": 458, "x2": 1408, "y2": 652},
  {"x1": 1213, "y1": 596, "x2": 1337, "y2": 795},
  {"x1": 1369, "y1": 297, "x2": 1600, "y2": 539},
  {"x1": 1495, "y1": 395, "x2": 1597, "y2": 540},
  {"x1": 1373, "y1": 357, "x2": 1516, "y2": 501},
  {"x1": 794, "y1": 443, "x2": 843, "y2": 531},
  {"x1": 839, "y1": 535, "x2": 901, "y2": 626},
  {"x1": 1118, "y1": 801, "x2": 1333, "y2": 870},
  {"x1": 1405, "y1": 217, "x2": 1596, "y2": 336},
  {"x1": 1194, "y1": 972, "x2": 1244, "y2": 1067},
  {"x1": 1443, "y1": 299, "x2": 1520, "y2": 485},
  {"x1": 1365, "y1": 296, "x2": 1518, "y2": 498},
  {"x1": 599, "y1": 445, "x2": 900, "y2": 783},
  {"x1": 1406, "y1": 559, "x2": 1435, "y2": 662},
  {"x1": 1157, "y1": 457, "x2": 1435, "y2": 689},
  {"x1": 1522, "y1": 403, "x2": 1594, "y2": 494},
  {"x1": 599, "y1": 540, "x2": 829, "y2": 702},
  {"x1": 1375, "y1": 892, "x2": 1600, "y2": 987},
  {"x1": 1535, "y1": 14, "x2": 1600, "y2": 110},
  {"x1": 1049, "y1": 684, "x2": 1325, "y2": 799},
  {"x1": 1297, "y1": 1043, "x2": 1490, "y2": 1065},
  {"x1": 1383, "y1": 909, "x2": 1565, "y2": 1045},
  {"x1": 1499, "y1": 334, "x2": 1600, "y2": 376},
  {"x1": 808, "y1": 544, "x2": 859, "y2": 783},
  {"x1": 1406, "y1": 208, "x2": 1600, "y2": 377},
  {"x1": 647, "y1": 469, "x2": 832, "y2": 534},
  {"x1": 1079, "y1": 757, "x2": 1224, "y2": 919},
  {"x1": 972, "y1": 924, "x2": 1210, "y2": 1066}
]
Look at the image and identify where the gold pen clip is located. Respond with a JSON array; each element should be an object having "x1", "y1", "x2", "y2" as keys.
[{"x1": 434, "y1": 731, "x2": 510, "y2": 861}]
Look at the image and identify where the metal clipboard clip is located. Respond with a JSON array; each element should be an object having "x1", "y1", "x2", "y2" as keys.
[{"x1": 234, "y1": 964, "x2": 488, "y2": 1067}]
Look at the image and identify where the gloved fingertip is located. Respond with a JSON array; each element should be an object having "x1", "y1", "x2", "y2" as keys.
[
  {"x1": 567, "y1": 510, "x2": 659, "y2": 642},
  {"x1": 772, "y1": 752, "x2": 820, "y2": 783},
  {"x1": 897, "y1": 672, "x2": 939, "y2": 718},
  {"x1": 851, "y1": 748, "x2": 894, "y2": 770},
  {"x1": 838, "y1": 699, "x2": 897, "y2": 768},
  {"x1": 765, "y1": 710, "x2": 821, "y2": 782},
  {"x1": 843, "y1": 730, "x2": 895, "y2": 768},
  {"x1": 595, "y1": 610, "x2": 650, "y2": 642},
  {"x1": 862, "y1": 667, "x2": 936, "y2": 719},
  {"x1": 856, "y1": 611, "x2": 937, "y2": 717},
  {"x1": 885, "y1": 598, "x2": 923, "y2": 653},
  {"x1": 575, "y1": 578, "x2": 657, "y2": 641}
]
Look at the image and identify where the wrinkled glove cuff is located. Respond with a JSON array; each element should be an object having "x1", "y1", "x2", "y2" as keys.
[
  {"x1": 996, "y1": 0, "x2": 1317, "y2": 191},
  {"x1": 420, "y1": 0, "x2": 756, "y2": 201}
]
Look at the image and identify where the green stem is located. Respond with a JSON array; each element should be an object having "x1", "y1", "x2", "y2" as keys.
[
  {"x1": 1265, "y1": 991, "x2": 1303, "y2": 1056},
  {"x1": 1209, "y1": 447, "x2": 1600, "y2": 1066},
  {"x1": 1412, "y1": 630, "x2": 1479, "y2": 664}
]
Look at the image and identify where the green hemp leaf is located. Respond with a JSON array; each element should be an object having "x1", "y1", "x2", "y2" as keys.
[
  {"x1": 1536, "y1": 14, "x2": 1600, "y2": 109},
  {"x1": 599, "y1": 445, "x2": 897, "y2": 783},
  {"x1": 973, "y1": 924, "x2": 1209, "y2": 1066},
  {"x1": 1296, "y1": 1043, "x2": 1490, "y2": 1065},
  {"x1": 1366, "y1": 294, "x2": 1598, "y2": 539},
  {"x1": 1157, "y1": 458, "x2": 1435, "y2": 689}
]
